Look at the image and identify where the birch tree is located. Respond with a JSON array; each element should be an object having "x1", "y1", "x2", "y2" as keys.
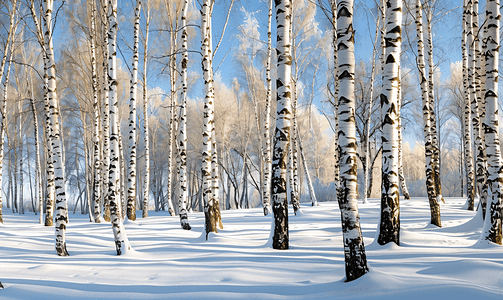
[
  {"x1": 127, "y1": 0, "x2": 141, "y2": 221},
  {"x1": 378, "y1": 0, "x2": 402, "y2": 246},
  {"x1": 336, "y1": 0, "x2": 369, "y2": 281},
  {"x1": 480, "y1": 0, "x2": 502, "y2": 245},
  {"x1": 462, "y1": 0, "x2": 475, "y2": 210},
  {"x1": 424, "y1": 0, "x2": 443, "y2": 203},
  {"x1": 177, "y1": 0, "x2": 191, "y2": 230},
  {"x1": 43, "y1": 0, "x2": 69, "y2": 256},
  {"x1": 108, "y1": 0, "x2": 131, "y2": 255},
  {"x1": 0, "y1": 0, "x2": 17, "y2": 224},
  {"x1": 262, "y1": 0, "x2": 273, "y2": 215},
  {"x1": 90, "y1": 0, "x2": 103, "y2": 223},
  {"x1": 201, "y1": 0, "x2": 220, "y2": 238},
  {"x1": 414, "y1": 0, "x2": 441, "y2": 227},
  {"x1": 271, "y1": 0, "x2": 292, "y2": 250},
  {"x1": 142, "y1": 0, "x2": 151, "y2": 218}
]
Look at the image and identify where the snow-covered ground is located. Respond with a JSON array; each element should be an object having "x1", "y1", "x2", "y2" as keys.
[{"x1": 1, "y1": 198, "x2": 502, "y2": 299}]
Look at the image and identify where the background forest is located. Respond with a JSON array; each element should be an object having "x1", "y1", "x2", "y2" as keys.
[{"x1": 0, "y1": 0, "x2": 491, "y2": 220}]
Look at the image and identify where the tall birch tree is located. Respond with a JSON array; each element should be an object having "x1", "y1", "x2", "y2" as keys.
[
  {"x1": 378, "y1": 0, "x2": 402, "y2": 246},
  {"x1": 177, "y1": 0, "x2": 191, "y2": 230},
  {"x1": 262, "y1": 0, "x2": 273, "y2": 215},
  {"x1": 415, "y1": 0, "x2": 441, "y2": 227},
  {"x1": 44, "y1": 0, "x2": 69, "y2": 256},
  {"x1": 108, "y1": 0, "x2": 131, "y2": 255},
  {"x1": 462, "y1": 0, "x2": 475, "y2": 210},
  {"x1": 0, "y1": 0, "x2": 17, "y2": 224},
  {"x1": 271, "y1": 0, "x2": 292, "y2": 250},
  {"x1": 201, "y1": 0, "x2": 220, "y2": 238},
  {"x1": 336, "y1": 0, "x2": 369, "y2": 281},
  {"x1": 142, "y1": 0, "x2": 151, "y2": 218},
  {"x1": 127, "y1": 0, "x2": 141, "y2": 221},
  {"x1": 90, "y1": 0, "x2": 102, "y2": 223},
  {"x1": 480, "y1": 0, "x2": 502, "y2": 244}
]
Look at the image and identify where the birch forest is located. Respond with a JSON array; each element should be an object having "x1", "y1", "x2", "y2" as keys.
[{"x1": 1, "y1": 0, "x2": 503, "y2": 286}]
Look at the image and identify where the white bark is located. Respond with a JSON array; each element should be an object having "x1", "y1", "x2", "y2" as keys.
[
  {"x1": 127, "y1": 0, "x2": 141, "y2": 221},
  {"x1": 378, "y1": 0, "x2": 401, "y2": 246},
  {"x1": 336, "y1": 0, "x2": 369, "y2": 282},
  {"x1": 481, "y1": 0, "x2": 502, "y2": 244},
  {"x1": 271, "y1": 0, "x2": 292, "y2": 250},
  {"x1": 415, "y1": 0, "x2": 441, "y2": 227},
  {"x1": 44, "y1": 0, "x2": 69, "y2": 256},
  {"x1": 262, "y1": 0, "x2": 273, "y2": 216},
  {"x1": 462, "y1": 0, "x2": 475, "y2": 210},
  {"x1": 90, "y1": 0, "x2": 102, "y2": 223},
  {"x1": 142, "y1": 0, "x2": 150, "y2": 218},
  {"x1": 177, "y1": 0, "x2": 190, "y2": 230},
  {"x1": 108, "y1": 0, "x2": 131, "y2": 255},
  {"x1": 201, "y1": 0, "x2": 219, "y2": 238},
  {"x1": 102, "y1": 9, "x2": 112, "y2": 223}
]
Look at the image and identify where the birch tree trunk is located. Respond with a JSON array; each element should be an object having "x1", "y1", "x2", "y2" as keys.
[
  {"x1": 425, "y1": 4, "x2": 443, "y2": 204},
  {"x1": 336, "y1": 0, "x2": 369, "y2": 281},
  {"x1": 362, "y1": 0, "x2": 381, "y2": 204},
  {"x1": 271, "y1": 0, "x2": 292, "y2": 250},
  {"x1": 462, "y1": 0, "x2": 475, "y2": 210},
  {"x1": 329, "y1": 0, "x2": 340, "y2": 192},
  {"x1": 142, "y1": 0, "x2": 150, "y2": 218},
  {"x1": 177, "y1": 0, "x2": 191, "y2": 230},
  {"x1": 29, "y1": 79, "x2": 43, "y2": 224},
  {"x1": 166, "y1": 6, "x2": 177, "y2": 217},
  {"x1": 296, "y1": 126, "x2": 317, "y2": 206},
  {"x1": 470, "y1": 0, "x2": 488, "y2": 213},
  {"x1": 415, "y1": 0, "x2": 441, "y2": 227},
  {"x1": 262, "y1": 0, "x2": 273, "y2": 215},
  {"x1": 102, "y1": 2, "x2": 111, "y2": 222},
  {"x1": 90, "y1": 0, "x2": 102, "y2": 223},
  {"x1": 0, "y1": 0, "x2": 17, "y2": 224},
  {"x1": 108, "y1": 0, "x2": 131, "y2": 255},
  {"x1": 480, "y1": 0, "x2": 502, "y2": 245},
  {"x1": 291, "y1": 94, "x2": 300, "y2": 214},
  {"x1": 378, "y1": 0, "x2": 402, "y2": 246},
  {"x1": 127, "y1": 0, "x2": 141, "y2": 221},
  {"x1": 201, "y1": 0, "x2": 219, "y2": 238},
  {"x1": 43, "y1": 0, "x2": 69, "y2": 256}
]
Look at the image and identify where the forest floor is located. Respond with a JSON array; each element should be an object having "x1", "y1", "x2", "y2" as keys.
[{"x1": 1, "y1": 197, "x2": 502, "y2": 299}]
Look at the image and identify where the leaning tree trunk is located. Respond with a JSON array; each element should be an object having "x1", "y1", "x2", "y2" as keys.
[
  {"x1": 462, "y1": 0, "x2": 475, "y2": 210},
  {"x1": 397, "y1": 100, "x2": 410, "y2": 200},
  {"x1": 295, "y1": 126, "x2": 317, "y2": 206},
  {"x1": 480, "y1": 0, "x2": 502, "y2": 245},
  {"x1": 30, "y1": 1, "x2": 54, "y2": 223},
  {"x1": 336, "y1": 0, "x2": 369, "y2": 282},
  {"x1": 176, "y1": 0, "x2": 191, "y2": 230},
  {"x1": 126, "y1": 0, "x2": 141, "y2": 221},
  {"x1": 142, "y1": 0, "x2": 150, "y2": 218},
  {"x1": 271, "y1": 0, "x2": 292, "y2": 250},
  {"x1": 415, "y1": 0, "x2": 441, "y2": 227},
  {"x1": 44, "y1": 0, "x2": 69, "y2": 256},
  {"x1": 378, "y1": 0, "x2": 402, "y2": 246},
  {"x1": 107, "y1": 0, "x2": 131, "y2": 255}
]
